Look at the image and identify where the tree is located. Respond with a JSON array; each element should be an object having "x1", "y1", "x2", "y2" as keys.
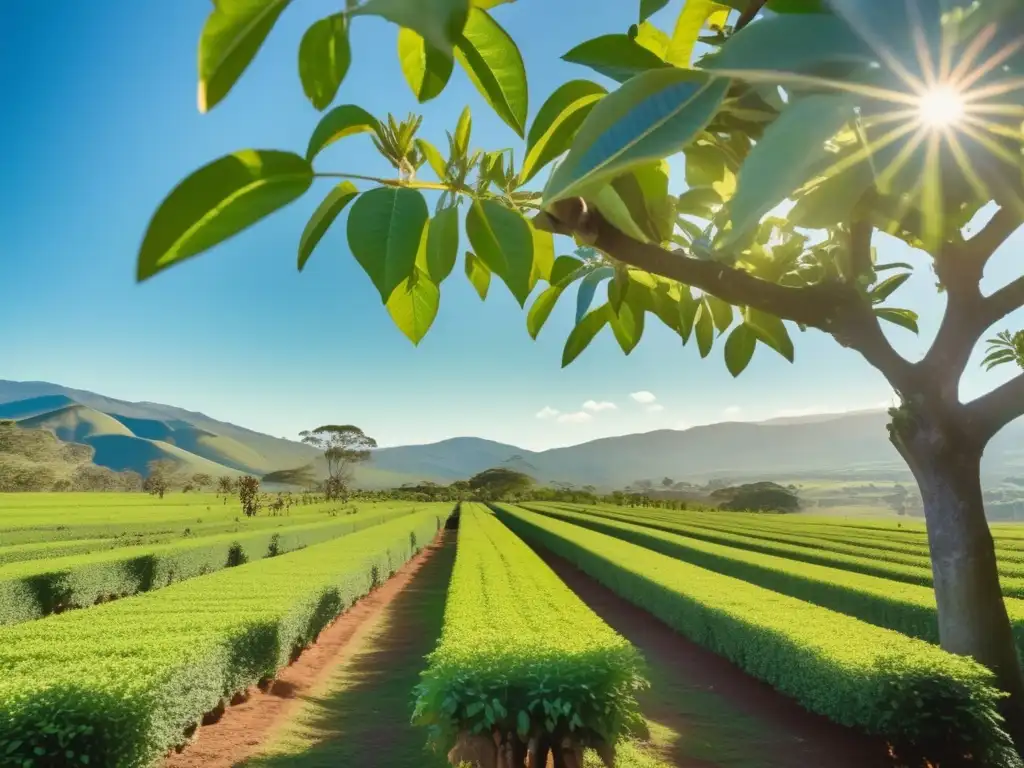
[
  {"x1": 661, "y1": 477, "x2": 675, "y2": 489},
  {"x1": 217, "y1": 475, "x2": 236, "y2": 495},
  {"x1": 468, "y1": 467, "x2": 534, "y2": 500},
  {"x1": 299, "y1": 425, "x2": 376, "y2": 500},
  {"x1": 133, "y1": 0, "x2": 1024, "y2": 750},
  {"x1": 191, "y1": 472, "x2": 213, "y2": 490},
  {"x1": 238, "y1": 475, "x2": 261, "y2": 517},
  {"x1": 143, "y1": 459, "x2": 175, "y2": 499}
]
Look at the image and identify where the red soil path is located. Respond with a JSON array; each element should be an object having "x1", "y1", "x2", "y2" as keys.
[
  {"x1": 535, "y1": 546, "x2": 896, "y2": 768},
  {"x1": 163, "y1": 535, "x2": 447, "y2": 768}
]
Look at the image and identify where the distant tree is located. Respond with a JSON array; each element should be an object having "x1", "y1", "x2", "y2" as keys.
[
  {"x1": 468, "y1": 468, "x2": 534, "y2": 500},
  {"x1": 299, "y1": 425, "x2": 376, "y2": 500},
  {"x1": 238, "y1": 475, "x2": 261, "y2": 517},
  {"x1": 191, "y1": 473, "x2": 213, "y2": 490},
  {"x1": 217, "y1": 475, "x2": 236, "y2": 496},
  {"x1": 661, "y1": 477, "x2": 675, "y2": 488},
  {"x1": 143, "y1": 459, "x2": 175, "y2": 499}
]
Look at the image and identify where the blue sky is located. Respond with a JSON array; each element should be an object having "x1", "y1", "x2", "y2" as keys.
[{"x1": 1, "y1": 1, "x2": 1021, "y2": 450}]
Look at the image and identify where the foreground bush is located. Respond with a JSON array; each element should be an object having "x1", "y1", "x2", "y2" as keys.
[
  {"x1": 0, "y1": 509, "x2": 446, "y2": 767},
  {"x1": 413, "y1": 504, "x2": 646, "y2": 766},
  {"x1": 496, "y1": 505, "x2": 1021, "y2": 768}
]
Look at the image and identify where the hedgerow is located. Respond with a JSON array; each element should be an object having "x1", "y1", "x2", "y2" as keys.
[
  {"x1": 413, "y1": 504, "x2": 646, "y2": 762},
  {"x1": 0, "y1": 504, "x2": 428, "y2": 625},
  {"x1": 527, "y1": 504, "x2": 1024, "y2": 659},
  {"x1": 495, "y1": 505, "x2": 1021, "y2": 768},
  {"x1": 0, "y1": 509, "x2": 446, "y2": 768},
  {"x1": 543, "y1": 503, "x2": 1024, "y2": 598}
]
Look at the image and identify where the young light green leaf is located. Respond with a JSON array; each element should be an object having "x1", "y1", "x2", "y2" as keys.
[
  {"x1": 416, "y1": 138, "x2": 448, "y2": 179},
  {"x1": 874, "y1": 307, "x2": 919, "y2": 333},
  {"x1": 724, "y1": 323, "x2": 757, "y2": 377},
  {"x1": 544, "y1": 68, "x2": 729, "y2": 204},
  {"x1": 610, "y1": 301, "x2": 644, "y2": 354},
  {"x1": 704, "y1": 295, "x2": 733, "y2": 334},
  {"x1": 562, "y1": 306, "x2": 610, "y2": 367},
  {"x1": 465, "y1": 251, "x2": 491, "y2": 299},
  {"x1": 870, "y1": 272, "x2": 911, "y2": 303},
  {"x1": 455, "y1": 107, "x2": 473, "y2": 156},
  {"x1": 562, "y1": 35, "x2": 668, "y2": 84},
  {"x1": 634, "y1": 21, "x2": 671, "y2": 59},
  {"x1": 640, "y1": 0, "x2": 671, "y2": 23},
  {"x1": 474, "y1": 0, "x2": 513, "y2": 6},
  {"x1": 788, "y1": 162, "x2": 873, "y2": 229},
  {"x1": 398, "y1": 27, "x2": 454, "y2": 102},
  {"x1": 693, "y1": 301, "x2": 714, "y2": 357},
  {"x1": 351, "y1": 0, "x2": 470, "y2": 56},
  {"x1": 299, "y1": 14, "x2": 350, "y2": 111},
  {"x1": 551, "y1": 255, "x2": 584, "y2": 285},
  {"x1": 138, "y1": 150, "x2": 313, "y2": 281},
  {"x1": 665, "y1": 0, "x2": 728, "y2": 67},
  {"x1": 678, "y1": 288, "x2": 698, "y2": 342},
  {"x1": 529, "y1": 226, "x2": 555, "y2": 287},
  {"x1": 455, "y1": 8, "x2": 529, "y2": 137},
  {"x1": 527, "y1": 283, "x2": 565, "y2": 339},
  {"x1": 592, "y1": 184, "x2": 654, "y2": 243},
  {"x1": 465, "y1": 200, "x2": 534, "y2": 305},
  {"x1": 576, "y1": 266, "x2": 615, "y2": 323},
  {"x1": 745, "y1": 307, "x2": 794, "y2": 362},
  {"x1": 727, "y1": 94, "x2": 856, "y2": 242},
  {"x1": 306, "y1": 105, "x2": 381, "y2": 161},
  {"x1": 427, "y1": 205, "x2": 460, "y2": 283},
  {"x1": 386, "y1": 268, "x2": 440, "y2": 344},
  {"x1": 197, "y1": 0, "x2": 292, "y2": 113},
  {"x1": 298, "y1": 181, "x2": 359, "y2": 271},
  {"x1": 702, "y1": 13, "x2": 872, "y2": 77},
  {"x1": 346, "y1": 187, "x2": 428, "y2": 302},
  {"x1": 676, "y1": 186, "x2": 722, "y2": 217},
  {"x1": 521, "y1": 81, "x2": 606, "y2": 184}
]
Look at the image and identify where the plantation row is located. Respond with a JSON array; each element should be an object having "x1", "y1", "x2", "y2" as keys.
[
  {"x1": 0, "y1": 504, "x2": 431, "y2": 625},
  {"x1": 0, "y1": 508, "x2": 448, "y2": 767},
  {"x1": 494, "y1": 505, "x2": 1020, "y2": 767},
  {"x1": 526, "y1": 503, "x2": 1024, "y2": 657},
  {"x1": 413, "y1": 504, "x2": 645, "y2": 766},
  {"x1": 547, "y1": 503, "x2": 1024, "y2": 598}
]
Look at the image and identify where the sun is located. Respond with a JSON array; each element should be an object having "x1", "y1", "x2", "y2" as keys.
[{"x1": 917, "y1": 84, "x2": 966, "y2": 128}]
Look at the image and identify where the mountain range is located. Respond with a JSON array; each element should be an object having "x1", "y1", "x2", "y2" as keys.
[{"x1": 2, "y1": 379, "x2": 1023, "y2": 490}]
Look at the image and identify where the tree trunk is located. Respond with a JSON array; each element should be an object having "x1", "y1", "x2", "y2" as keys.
[{"x1": 893, "y1": 409, "x2": 1024, "y2": 751}]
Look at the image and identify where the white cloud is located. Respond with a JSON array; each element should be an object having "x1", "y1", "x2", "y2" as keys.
[
  {"x1": 535, "y1": 406, "x2": 560, "y2": 420},
  {"x1": 630, "y1": 391, "x2": 657, "y2": 404},
  {"x1": 723, "y1": 405, "x2": 742, "y2": 418},
  {"x1": 557, "y1": 411, "x2": 593, "y2": 424},
  {"x1": 646, "y1": 403, "x2": 665, "y2": 413},
  {"x1": 582, "y1": 400, "x2": 617, "y2": 412}
]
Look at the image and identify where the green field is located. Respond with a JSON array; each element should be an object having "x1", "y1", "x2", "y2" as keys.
[{"x1": 3, "y1": 493, "x2": 1024, "y2": 767}]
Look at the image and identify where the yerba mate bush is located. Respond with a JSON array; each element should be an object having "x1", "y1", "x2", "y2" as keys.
[{"x1": 413, "y1": 504, "x2": 645, "y2": 767}]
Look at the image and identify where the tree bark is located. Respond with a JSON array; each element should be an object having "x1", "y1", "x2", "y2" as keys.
[{"x1": 891, "y1": 406, "x2": 1024, "y2": 751}]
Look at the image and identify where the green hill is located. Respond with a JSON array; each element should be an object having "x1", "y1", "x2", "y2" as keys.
[{"x1": 18, "y1": 404, "x2": 134, "y2": 443}]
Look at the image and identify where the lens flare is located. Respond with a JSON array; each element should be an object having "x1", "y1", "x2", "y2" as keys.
[{"x1": 917, "y1": 84, "x2": 966, "y2": 128}]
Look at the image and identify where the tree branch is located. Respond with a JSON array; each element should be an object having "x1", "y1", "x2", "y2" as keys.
[
  {"x1": 967, "y1": 372, "x2": 1024, "y2": 443},
  {"x1": 735, "y1": 0, "x2": 768, "y2": 32},
  {"x1": 968, "y1": 205, "x2": 1023, "y2": 270},
  {"x1": 984, "y1": 275, "x2": 1024, "y2": 328}
]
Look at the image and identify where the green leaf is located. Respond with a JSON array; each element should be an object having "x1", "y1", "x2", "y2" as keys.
[
  {"x1": 197, "y1": 0, "x2": 292, "y2": 113},
  {"x1": 416, "y1": 138, "x2": 448, "y2": 179},
  {"x1": 745, "y1": 307, "x2": 794, "y2": 362},
  {"x1": 530, "y1": 226, "x2": 555, "y2": 286},
  {"x1": 693, "y1": 301, "x2": 714, "y2": 357},
  {"x1": 527, "y1": 283, "x2": 565, "y2": 339},
  {"x1": 563, "y1": 307, "x2": 610, "y2": 367},
  {"x1": 704, "y1": 295, "x2": 733, "y2": 334},
  {"x1": 517, "y1": 710, "x2": 531, "y2": 739},
  {"x1": 665, "y1": 0, "x2": 726, "y2": 67},
  {"x1": 676, "y1": 186, "x2": 722, "y2": 217},
  {"x1": 299, "y1": 15, "x2": 350, "y2": 111},
  {"x1": 726, "y1": 94, "x2": 855, "y2": 242},
  {"x1": 465, "y1": 251, "x2": 491, "y2": 299},
  {"x1": 521, "y1": 81, "x2": 607, "y2": 184},
  {"x1": 703, "y1": 13, "x2": 872, "y2": 76},
  {"x1": 610, "y1": 301, "x2": 644, "y2": 354},
  {"x1": 306, "y1": 105, "x2": 381, "y2": 162},
  {"x1": 634, "y1": 21, "x2": 671, "y2": 59},
  {"x1": 138, "y1": 150, "x2": 313, "y2": 281},
  {"x1": 724, "y1": 324, "x2": 756, "y2": 377},
  {"x1": 788, "y1": 162, "x2": 873, "y2": 229},
  {"x1": 551, "y1": 255, "x2": 584, "y2": 285},
  {"x1": 427, "y1": 205, "x2": 460, "y2": 283},
  {"x1": 386, "y1": 268, "x2": 440, "y2": 344},
  {"x1": 576, "y1": 266, "x2": 615, "y2": 323},
  {"x1": 562, "y1": 35, "x2": 668, "y2": 84},
  {"x1": 544, "y1": 68, "x2": 729, "y2": 204},
  {"x1": 298, "y1": 181, "x2": 358, "y2": 271},
  {"x1": 465, "y1": 200, "x2": 534, "y2": 305},
  {"x1": 398, "y1": 28, "x2": 454, "y2": 102},
  {"x1": 592, "y1": 184, "x2": 655, "y2": 243},
  {"x1": 678, "y1": 288, "x2": 699, "y2": 342},
  {"x1": 455, "y1": 7, "x2": 529, "y2": 137},
  {"x1": 874, "y1": 307, "x2": 919, "y2": 334},
  {"x1": 346, "y1": 187, "x2": 428, "y2": 302},
  {"x1": 455, "y1": 107, "x2": 473, "y2": 156},
  {"x1": 640, "y1": 0, "x2": 671, "y2": 22},
  {"x1": 871, "y1": 273, "x2": 911, "y2": 303},
  {"x1": 351, "y1": 0, "x2": 470, "y2": 56}
]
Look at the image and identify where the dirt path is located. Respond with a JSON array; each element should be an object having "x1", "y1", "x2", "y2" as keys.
[
  {"x1": 535, "y1": 547, "x2": 895, "y2": 768},
  {"x1": 164, "y1": 533, "x2": 453, "y2": 768}
]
